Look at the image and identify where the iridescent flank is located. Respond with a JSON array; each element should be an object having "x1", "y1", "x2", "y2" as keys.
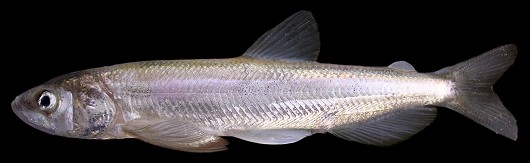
[{"x1": 99, "y1": 58, "x2": 453, "y2": 132}]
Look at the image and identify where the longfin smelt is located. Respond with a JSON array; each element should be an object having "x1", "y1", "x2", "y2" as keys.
[
  {"x1": 241, "y1": 11, "x2": 320, "y2": 61},
  {"x1": 435, "y1": 44, "x2": 518, "y2": 140},
  {"x1": 228, "y1": 129, "x2": 312, "y2": 145},
  {"x1": 123, "y1": 119, "x2": 228, "y2": 152},
  {"x1": 330, "y1": 107, "x2": 437, "y2": 146}
]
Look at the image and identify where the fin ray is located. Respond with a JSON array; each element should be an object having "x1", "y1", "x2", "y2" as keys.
[
  {"x1": 435, "y1": 44, "x2": 518, "y2": 140},
  {"x1": 228, "y1": 129, "x2": 312, "y2": 145},
  {"x1": 123, "y1": 119, "x2": 228, "y2": 152},
  {"x1": 242, "y1": 11, "x2": 320, "y2": 61},
  {"x1": 330, "y1": 107, "x2": 437, "y2": 146}
]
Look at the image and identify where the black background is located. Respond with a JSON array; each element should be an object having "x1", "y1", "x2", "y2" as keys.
[{"x1": 5, "y1": 3, "x2": 528, "y2": 162}]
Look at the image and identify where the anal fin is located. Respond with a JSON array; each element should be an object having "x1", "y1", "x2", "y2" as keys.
[
  {"x1": 123, "y1": 119, "x2": 228, "y2": 152},
  {"x1": 330, "y1": 106, "x2": 437, "y2": 146}
]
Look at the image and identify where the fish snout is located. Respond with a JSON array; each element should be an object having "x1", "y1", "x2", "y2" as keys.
[
  {"x1": 11, "y1": 94, "x2": 52, "y2": 134},
  {"x1": 11, "y1": 96, "x2": 24, "y2": 119}
]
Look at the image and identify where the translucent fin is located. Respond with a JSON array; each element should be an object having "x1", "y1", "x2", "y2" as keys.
[
  {"x1": 389, "y1": 61, "x2": 416, "y2": 72},
  {"x1": 228, "y1": 129, "x2": 312, "y2": 145},
  {"x1": 241, "y1": 11, "x2": 320, "y2": 61},
  {"x1": 123, "y1": 119, "x2": 228, "y2": 152},
  {"x1": 330, "y1": 107, "x2": 437, "y2": 146},
  {"x1": 435, "y1": 44, "x2": 518, "y2": 140}
]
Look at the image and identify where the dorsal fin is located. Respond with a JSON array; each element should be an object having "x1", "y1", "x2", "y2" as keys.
[{"x1": 241, "y1": 11, "x2": 320, "y2": 62}]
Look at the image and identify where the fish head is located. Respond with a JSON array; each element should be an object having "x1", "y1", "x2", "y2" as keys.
[
  {"x1": 12, "y1": 72, "x2": 117, "y2": 139},
  {"x1": 12, "y1": 82, "x2": 75, "y2": 137}
]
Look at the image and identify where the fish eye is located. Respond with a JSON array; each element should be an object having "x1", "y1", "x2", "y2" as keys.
[{"x1": 38, "y1": 91, "x2": 57, "y2": 112}]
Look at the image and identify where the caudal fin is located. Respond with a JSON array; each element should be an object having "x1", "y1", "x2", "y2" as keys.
[{"x1": 435, "y1": 44, "x2": 518, "y2": 140}]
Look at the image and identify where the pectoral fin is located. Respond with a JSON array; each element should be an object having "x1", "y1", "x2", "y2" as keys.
[{"x1": 123, "y1": 119, "x2": 228, "y2": 152}]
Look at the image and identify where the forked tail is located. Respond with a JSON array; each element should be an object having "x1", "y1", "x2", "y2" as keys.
[{"x1": 435, "y1": 44, "x2": 518, "y2": 140}]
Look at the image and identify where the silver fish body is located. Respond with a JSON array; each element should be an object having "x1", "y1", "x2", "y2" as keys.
[
  {"x1": 95, "y1": 58, "x2": 451, "y2": 133},
  {"x1": 12, "y1": 11, "x2": 518, "y2": 152}
]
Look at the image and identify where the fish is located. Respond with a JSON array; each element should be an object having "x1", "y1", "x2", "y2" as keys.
[{"x1": 11, "y1": 11, "x2": 518, "y2": 152}]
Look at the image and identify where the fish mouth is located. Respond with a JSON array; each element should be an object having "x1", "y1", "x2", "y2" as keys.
[
  {"x1": 11, "y1": 97, "x2": 56, "y2": 135},
  {"x1": 11, "y1": 97, "x2": 25, "y2": 121}
]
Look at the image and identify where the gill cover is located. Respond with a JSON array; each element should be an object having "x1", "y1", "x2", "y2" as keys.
[{"x1": 69, "y1": 75, "x2": 117, "y2": 138}]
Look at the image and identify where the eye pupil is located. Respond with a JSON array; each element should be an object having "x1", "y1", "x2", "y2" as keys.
[
  {"x1": 38, "y1": 90, "x2": 57, "y2": 111},
  {"x1": 40, "y1": 95, "x2": 51, "y2": 107}
]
